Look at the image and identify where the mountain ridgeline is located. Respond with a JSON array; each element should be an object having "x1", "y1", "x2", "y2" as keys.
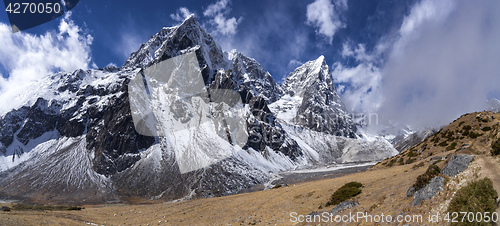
[{"x1": 0, "y1": 16, "x2": 396, "y2": 204}]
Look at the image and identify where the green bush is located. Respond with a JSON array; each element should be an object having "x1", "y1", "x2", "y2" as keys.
[
  {"x1": 412, "y1": 165, "x2": 441, "y2": 191},
  {"x1": 446, "y1": 142, "x2": 457, "y2": 151},
  {"x1": 468, "y1": 131, "x2": 483, "y2": 139},
  {"x1": 439, "y1": 141, "x2": 449, "y2": 147},
  {"x1": 407, "y1": 150, "x2": 418, "y2": 158},
  {"x1": 491, "y1": 137, "x2": 500, "y2": 156},
  {"x1": 447, "y1": 178, "x2": 498, "y2": 226},
  {"x1": 482, "y1": 126, "x2": 492, "y2": 131},
  {"x1": 326, "y1": 182, "x2": 363, "y2": 207},
  {"x1": 387, "y1": 158, "x2": 396, "y2": 167}
]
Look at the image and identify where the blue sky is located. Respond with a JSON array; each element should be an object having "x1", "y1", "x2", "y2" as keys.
[
  {"x1": 1, "y1": 0, "x2": 500, "y2": 130},
  {"x1": 0, "y1": 0, "x2": 414, "y2": 77}
]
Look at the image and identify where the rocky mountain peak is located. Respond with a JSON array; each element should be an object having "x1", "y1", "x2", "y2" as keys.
[
  {"x1": 273, "y1": 55, "x2": 357, "y2": 137},
  {"x1": 229, "y1": 51, "x2": 283, "y2": 103},
  {"x1": 281, "y1": 55, "x2": 331, "y2": 98},
  {"x1": 123, "y1": 15, "x2": 227, "y2": 81}
]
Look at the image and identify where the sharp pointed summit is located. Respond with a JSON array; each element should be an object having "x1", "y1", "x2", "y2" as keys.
[{"x1": 274, "y1": 56, "x2": 357, "y2": 137}]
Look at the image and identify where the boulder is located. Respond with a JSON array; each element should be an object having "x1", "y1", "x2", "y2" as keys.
[
  {"x1": 412, "y1": 176, "x2": 445, "y2": 206},
  {"x1": 330, "y1": 201, "x2": 358, "y2": 215},
  {"x1": 441, "y1": 154, "x2": 473, "y2": 177}
]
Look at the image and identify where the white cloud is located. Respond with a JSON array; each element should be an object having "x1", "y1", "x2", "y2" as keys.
[
  {"x1": 341, "y1": 43, "x2": 378, "y2": 63},
  {"x1": 379, "y1": 0, "x2": 500, "y2": 129},
  {"x1": 0, "y1": 13, "x2": 93, "y2": 94},
  {"x1": 333, "y1": 0, "x2": 500, "y2": 131},
  {"x1": 332, "y1": 61, "x2": 383, "y2": 113},
  {"x1": 333, "y1": 41, "x2": 386, "y2": 114},
  {"x1": 204, "y1": 0, "x2": 230, "y2": 17},
  {"x1": 392, "y1": 0, "x2": 456, "y2": 57},
  {"x1": 203, "y1": 0, "x2": 242, "y2": 36},
  {"x1": 170, "y1": 7, "x2": 195, "y2": 22},
  {"x1": 306, "y1": 0, "x2": 347, "y2": 43},
  {"x1": 288, "y1": 59, "x2": 304, "y2": 69}
]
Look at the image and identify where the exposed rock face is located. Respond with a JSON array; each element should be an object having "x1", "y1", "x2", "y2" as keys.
[
  {"x1": 412, "y1": 176, "x2": 445, "y2": 206},
  {"x1": 230, "y1": 52, "x2": 283, "y2": 103},
  {"x1": 278, "y1": 56, "x2": 356, "y2": 138},
  {"x1": 410, "y1": 155, "x2": 473, "y2": 206},
  {"x1": 440, "y1": 154, "x2": 473, "y2": 177}
]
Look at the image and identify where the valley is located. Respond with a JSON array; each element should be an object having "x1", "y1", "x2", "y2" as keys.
[{"x1": 2, "y1": 111, "x2": 500, "y2": 225}]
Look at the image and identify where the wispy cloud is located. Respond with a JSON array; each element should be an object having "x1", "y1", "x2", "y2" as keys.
[
  {"x1": 203, "y1": 0, "x2": 242, "y2": 36},
  {"x1": 171, "y1": 7, "x2": 195, "y2": 22},
  {"x1": 0, "y1": 13, "x2": 94, "y2": 94},
  {"x1": 116, "y1": 32, "x2": 143, "y2": 61},
  {"x1": 306, "y1": 0, "x2": 347, "y2": 43}
]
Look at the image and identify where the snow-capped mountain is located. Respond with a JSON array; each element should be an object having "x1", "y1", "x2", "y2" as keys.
[
  {"x1": 274, "y1": 56, "x2": 356, "y2": 138},
  {"x1": 0, "y1": 15, "x2": 396, "y2": 204}
]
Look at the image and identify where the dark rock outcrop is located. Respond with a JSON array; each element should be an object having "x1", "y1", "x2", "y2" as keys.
[
  {"x1": 412, "y1": 176, "x2": 445, "y2": 206},
  {"x1": 330, "y1": 201, "x2": 359, "y2": 215}
]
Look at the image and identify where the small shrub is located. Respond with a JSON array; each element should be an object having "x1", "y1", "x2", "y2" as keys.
[
  {"x1": 482, "y1": 126, "x2": 492, "y2": 131},
  {"x1": 438, "y1": 141, "x2": 448, "y2": 147},
  {"x1": 387, "y1": 158, "x2": 396, "y2": 167},
  {"x1": 405, "y1": 158, "x2": 415, "y2": 165},
  {"x1": 412, "y1": 165, "x2": 440, "y2": 191},
  {"x1": 343, "y1": 182, "x2": 362, "y2": 188},
  {"x1": 412, "y1": 162, "x2": 425, "y2": 169},
  {"x1": 447, "y1": 178, "x2": 498, "y2": 226},
  {"x1": 468, "y1": 131, "x2": 483, "y2": 139},
  {"x1": 463, "y1": 125, "x2": 472, "y2": 131},
  {"x1": 491, "y1": 137, "x2": 500, "y2": 156},
  {"x1": 458, "y1": 121, "x2": 465, "y2": 126},
  {"x1": 398, "y1": 157, "x2": 404, "y2": 165},
  {"x1": 326, "y1": 182, "x2": 363, "y2": 207},
  {"x1": 446, "y1": 142, "x2": 457, "y2": 151},
  {"x1": 407, "y1": 150, "x2": 418, "y2": 158}
]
